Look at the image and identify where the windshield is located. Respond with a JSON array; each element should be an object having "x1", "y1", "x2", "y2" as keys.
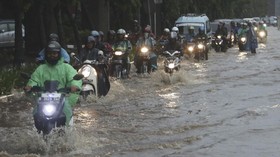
[{"x1": 178, "y1": 25, "x2": 203, "y2": 36}]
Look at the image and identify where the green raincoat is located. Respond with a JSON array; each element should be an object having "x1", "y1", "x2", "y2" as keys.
[{"x1": 27, "y1": 58, "x2": 82, "y2": 125}]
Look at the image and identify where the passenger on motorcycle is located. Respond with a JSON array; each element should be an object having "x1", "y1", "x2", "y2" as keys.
[
  {"x1": 112, "y1": 29, "x2": 132, "y2": 76},
  {"x1": 25, "y1": 41, "x2": 82, "y2": 126},
  {"x1": 237, "y1": 23, "x2": 248, "y2": 38},
  {"x1": 159, "y1": 28, "x2": 170, "y2": 41},
  {"x1": 135, "y1": 28, "x2": 158, "y2": 73},
  {"x1": 36, "y1": 33, "x2": 70, "y2": 64}
]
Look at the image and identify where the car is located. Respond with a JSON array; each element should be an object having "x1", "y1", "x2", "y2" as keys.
[{"x1": 0, "y1": 19, "x2": 25, "y2": 48}]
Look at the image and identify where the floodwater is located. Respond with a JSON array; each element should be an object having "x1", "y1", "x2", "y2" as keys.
[{"x1": 1, "y1": 27, "x2": 280, "y2": 157}]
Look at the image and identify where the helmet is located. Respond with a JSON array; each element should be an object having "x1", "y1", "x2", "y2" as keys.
[
  {"x1": 99, "y1": 31, "x2": 104, "y2": 37},
  {"x1": 117, "y1": 28, "x2": 126, "y2": 35},
  {"x1": 171, "y1": 26, "x2": 179, "y2": 32},
  {"x1": 91, "y1": 30, "x2": 100, "y2": 37},
  {"x1": 49, "y1": 33, "x2": 59, "y2": 41},
  {"x1": 45, "y1": 41, "x2": 61, "y2": 65},
  {"x1": 87, "y1": 36, "x2": 96, "y2": 43},
  {"x1": 163, "y1": 28, "x2": 170, "y2": 33}
]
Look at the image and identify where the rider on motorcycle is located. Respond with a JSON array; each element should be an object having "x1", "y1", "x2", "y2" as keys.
[
  {"x1": 25, "y1": 41, "x2": 82, "y2": 126},
  {"x1": 165, "y1": 31, "x2": 182, "y2": 55},
  {"x1": 135, "y1": 28, "x2": 158, "y2": 73},
  {"x1": 194, "y1": 27, "x2": 208, "y2": 46},
  {"x1": 258, "y1": 21, "x2": 268, "y2": 37},
  {"x1": 36, "y1": 33, "x2": 70, "y2": 64},
  {"x1": 78, "y1": 36, "x2": 101, "y2": 63},
  {"x1": 112, "y1": 28, "x2": 132, "y2": 76},
  {"x1": 159, "y1": 28, "x2": 170, "y2": 41},
  {"x1": 185, "y1": 26, "x2": 195, "y2": 43}
]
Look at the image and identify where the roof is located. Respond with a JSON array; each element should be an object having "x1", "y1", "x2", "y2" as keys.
[{"x1": 175, "y1": 14, "x2": 209, "y2": 26}]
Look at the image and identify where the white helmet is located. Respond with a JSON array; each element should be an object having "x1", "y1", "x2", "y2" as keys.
[
  {"x1": 171, "y1": 26, "x2": 179, "y2": 32},
  {"x1": 163, "y1": 28, "x2": 170, "y2": 33},
  {"x1": 117, "y1": 28, "x2": 126, "y2": 35}
]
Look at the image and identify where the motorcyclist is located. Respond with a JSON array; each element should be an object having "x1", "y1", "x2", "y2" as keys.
[
  {"x1": 112, "y1": 28, "x2": 132, "y2": 76},
  {"x1": 194, "y1": 27, "x2": 208, "y2": 45},
  {"x1": 135, "y1": 28, "x2": 158, "y2": 73},
  {"x1": 165, "y1": 31, "x2": 182, "y2": 53},
  {"x1": 237, "y1": 22, "x2": 248, "y2": 39},
  {"x1": 91, "y1": 30, "x2": 108, "y2": 56},
  {"x1": 36, "y1": 33, "x2": 70, "y2": 64},
  {"x1": 258, "y1": 21, "x2": 268, "y2": 37},
  {"x1": 78, "y1": 36, "x2": 101, "y2": 63},
  {"x1": 106, "y1": 30, "x2": 116, "y2": 45},
  {"x1": 24, "y1": 41, "x2": 82, "y2": 126},
  {"x1": 194, "y1": 26, "x2": 209, "y2": 58},
  {"x1": 185, "y1": 26, "x2": 195, "y2": 43}
]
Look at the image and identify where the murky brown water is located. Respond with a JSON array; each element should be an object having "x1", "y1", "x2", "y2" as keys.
[{"x1": 1, "y1": 27, "x2": 280, "y2": 157}]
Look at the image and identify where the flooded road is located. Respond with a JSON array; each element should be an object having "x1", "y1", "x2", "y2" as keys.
[{"x1": 1, "y1": 27, "x2": 280, "y2": 157}]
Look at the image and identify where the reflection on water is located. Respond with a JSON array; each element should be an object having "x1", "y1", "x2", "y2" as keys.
[{"x1": 237, "y1": 51, "x2": 249, "y2": 62}]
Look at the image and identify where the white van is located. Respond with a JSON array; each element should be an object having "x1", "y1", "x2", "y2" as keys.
[{"x1": 175, "y1": 13, "x2": 212, "y2": 38}]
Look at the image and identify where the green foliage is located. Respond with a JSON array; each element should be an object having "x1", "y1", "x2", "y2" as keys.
[{"x1": 0, "y1": 64, "x2": 37, "y2": 96}]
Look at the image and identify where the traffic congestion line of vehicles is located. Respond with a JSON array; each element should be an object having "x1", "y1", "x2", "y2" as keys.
[{"x1": 22, "y1": 13, "x2": 270, "y2": 137}]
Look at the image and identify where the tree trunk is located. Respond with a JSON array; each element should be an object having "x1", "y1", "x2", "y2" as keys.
[
  {"x1": 14, "y1": 0, "x2": 24, "y2": 68},
  {"x1": 65, "y1": 4, "x2": 82, "y2": 53}
]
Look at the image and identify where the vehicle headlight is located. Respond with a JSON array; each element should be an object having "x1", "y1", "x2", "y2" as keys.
[
  {"x1": 217, "y1": 35, "x2": 221, "y2": 39},
  {"x1": 198, "y1": 44, "x2": 204, "y2": 49},
  {"x1": 43, "y1": 104, "x2": 56, "y2": 116},
  {"x1": 259, "y1": 31, "x2": 265, "y2": 37},
  {"x1": 188, "y1": 46, "x2": 194, "y2": 52},
  {"x1": 263, "y1": 24, "x2": 267, "y2": 27},
  {"x1": 141, "y1": 47, "x2": 149, "y2": 53},
  {"x1": 114, "y1": 51, "x2": 123, "y2": 56},
  {"x1": 241, "y1": 37, "x2": 246, "y2": 42},
  {"x1": 254, "y1": 27, "x2": 258, "y2": 31},
  {"x1": 81, "y1": 66, "x2": 91, "y2": 78},
  {"x1": 168, "y1": 63, "x2": 175, "y2": 69}
]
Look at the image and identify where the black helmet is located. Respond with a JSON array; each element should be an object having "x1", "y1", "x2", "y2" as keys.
[
  {"x1": 45, "y1": 41, "x2": 61, "y2": 65},
  {"x1": 49, "y1": 33, "x2": 59, "y2": 42}
]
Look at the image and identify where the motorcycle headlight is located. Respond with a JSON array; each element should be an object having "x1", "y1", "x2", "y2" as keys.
[
  {"x1": 198, "y1": 44, "x2": 204, "y2": 49},
  {"x1": 43, "y1": 104, "x2": 56, "y2": 116},
  {"x1": 241, "y1": 37, "x2": 246, "y2": 42},
  {"x1": 254, "y1": 27, "x2": 258, "y2": 31},
  {"x1": 188, "y1": 46, "x2": 194, "y2": 52},
  {"x1": 81, "y1": 66, "x2": 91, "y2": 78},
  {"x1": 217, "y1": 35, "x2": 222, "y2": 39},
  {"x1": 168, "y1": 63, "x2": 175, "y2": 69},
  {"x1": 114, "y1": 51, "x2": 123, "y2": 56},
  {"x1": 263, "y1": 24, "x2": 267, "y2": 27},
  {"x1": 141, "y1": 47, "x2": 149, "y2": 53},
  {"x1": 259, "y1": 31, "x2": 265, "y2": 37}
]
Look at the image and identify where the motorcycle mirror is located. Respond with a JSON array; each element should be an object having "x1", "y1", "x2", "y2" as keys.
[
  {"x1": 70, "y1": 52, "x2": 76, "y2": 57},
  {"x1": 73, "y1": 74, "x2": 84, "y2": 80},
  {"x1": 20, "y1": 72, "x2": 31, "y2": 80}
]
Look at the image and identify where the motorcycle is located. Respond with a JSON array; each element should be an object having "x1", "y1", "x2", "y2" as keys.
[
  {"x1": 71, "y1": 53, "x2": 110, "y2": 100},
  {"x1": 194, "y1": 41, "x2": 208, "y2": 61},
  {"x1": 183, "y1": 41, "x2": 195, "y2": 59},
  {"x1": 213, "y1": 35, "x2": 227, "y2": 52},
  {"x1": 137, "y1": 46, "x2": 152, "y2": 74},
  {"x1": 257, "y1": 30, "x2": 267, "y2": 43},
  {"x1": 162, "y1": 50, "x2": 181, "y2": 75},
  {"x1": 110, "y1": 50, "x2": 129, "y2": 79},
  {"x1": 21, "y1": 72, "x2": 83, "y2": 135},
  {"x1": 238, "y1": 35, "x2": 247, "y2": 51}
]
